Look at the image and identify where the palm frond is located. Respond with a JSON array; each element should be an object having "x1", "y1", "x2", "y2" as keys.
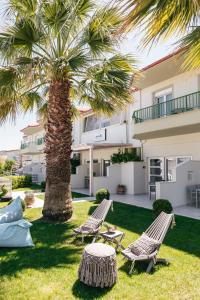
[
  {"x1": 6, "y1": 0, "x2": 38, "y2": 18},
  {"x1": 76, "y1": 54, "x2": 136, "y2": 114},
  {"x1": 121, "y1": 0, "x2": 200, "y2": 42},
  {"x1": 0, "y1": 19, "x2": 45, "y2": 59},
  {"x1": 82, "y1": 6, "x2": 124, "y2": 55},
  {"x1": 180, "y1": 26, "x2": 200, "y2": 69}
]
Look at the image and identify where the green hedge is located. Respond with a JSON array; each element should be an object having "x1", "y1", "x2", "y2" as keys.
[{"x1": 7, "y1": 175, "x2": 32, "y2": 189}]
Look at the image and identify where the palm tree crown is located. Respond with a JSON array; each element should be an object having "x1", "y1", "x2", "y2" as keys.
[
  {"x1": 0, "y1": 0, "x2": 137, "y2": 123},
  {"x1": 0, "y1": 0, "x2": 137, "y2": 221}
]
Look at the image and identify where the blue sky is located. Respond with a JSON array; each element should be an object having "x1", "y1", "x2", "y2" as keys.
[{"x1": 0, "y1": 2, "x2": 176, "y2": 150}]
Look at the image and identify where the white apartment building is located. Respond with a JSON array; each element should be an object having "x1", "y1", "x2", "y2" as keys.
[
  {"x1": 20, "y1": 123, "x2": 46, "y2": 183},
  {"x1": 20, "y1": 49, "x2": 200, "y2": 209},
  {"x1": 132, "y1": 50, "x2": 200, "y2": 207}
]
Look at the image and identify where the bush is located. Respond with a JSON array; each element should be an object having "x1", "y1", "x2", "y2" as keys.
[
  {"x1": 41, "y1": 181, "x2": 46, "y2": 192},
  {"x1": 111, "y1": 149, "x2": 141, "y2": 164},
  {"x1": 7, "y1": 175, "x2": 32, "y2": 189},
  {"x1": 96, "y1": 188, "x2": 110, "y2": 202},
  {"x1": 153, "y1": 199, "x2": 173, "y2": 216}
]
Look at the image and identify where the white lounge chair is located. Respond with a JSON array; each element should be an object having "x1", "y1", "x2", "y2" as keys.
[
  {"x1": 122, "y1": 212, "x2": 175, "y2": 274},
  {"x1": 74, "y1": 199, "x2": 113, "y2": 243}
]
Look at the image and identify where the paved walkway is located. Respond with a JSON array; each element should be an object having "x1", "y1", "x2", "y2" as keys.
[
  {"x1": 12, "y1": 191, "x2": 44, "y2": 208},
  {"x1": 72, "y1": 189, "x2": 200, "y2": 220},
  {"x1": 12, "y1": 190, "x2": 200, "y2": 220}
]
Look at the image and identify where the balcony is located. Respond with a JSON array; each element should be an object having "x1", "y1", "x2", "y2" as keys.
[
  {"x1": 21, "y1": 140, "x2": 44, "y2": 154},
  {"x1": 133, "y1": 91, "x2": 200, "y2": 139}
]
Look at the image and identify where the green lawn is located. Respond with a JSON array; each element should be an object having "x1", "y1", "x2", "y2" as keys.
[
  {"x1": 0, "y1": 201, "x2": 200, "y2": 300},
  {"x1": 36, "y1": 191, "x2": 89, "y2": 201},
  {"x1": 13, "y1": 184, "x2": 42, "y2": 192}
]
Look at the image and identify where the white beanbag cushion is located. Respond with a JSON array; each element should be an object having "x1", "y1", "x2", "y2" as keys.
[
  {"x1": 0, "y1": 219, "x2": 34, "y2": 247},
  {"x1": 0, "y1": 197, "x2": 23, "y2": 224}
]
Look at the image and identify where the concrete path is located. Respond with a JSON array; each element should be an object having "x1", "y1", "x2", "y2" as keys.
[
  {"x1": 12, "y1": 190, "x2": 200, "y2": 220},
  {"x1": 12, "y1": 191, "x2": 44, "y2": 208}
]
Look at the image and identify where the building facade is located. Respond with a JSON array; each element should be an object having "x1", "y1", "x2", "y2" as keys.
[{"x1": 20, "y1": 50, "x2": 200, "y2": 208}]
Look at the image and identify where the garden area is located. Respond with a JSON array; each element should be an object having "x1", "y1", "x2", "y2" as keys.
[{"x1": 0, "y1": 200, "x2": 200, "y2": 300}]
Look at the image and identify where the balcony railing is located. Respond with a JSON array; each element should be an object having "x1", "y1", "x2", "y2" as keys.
[
  {"x1": 21, "y1": 138, "x2": 44, "y2": 151},
  {"x1": 133, "y1": 91, "x2": 200, "y2": 124}
]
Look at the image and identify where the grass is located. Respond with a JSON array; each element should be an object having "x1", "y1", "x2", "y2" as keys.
[
  {"x1": 36, "y1": 191, "x2": 89, "y2": 201},
  {"x1": 13, "y1": 184, "x2": 42, "y2": 192},
  {"x1": 0, "y1": 201, "x2": 200, "y2": 299}
]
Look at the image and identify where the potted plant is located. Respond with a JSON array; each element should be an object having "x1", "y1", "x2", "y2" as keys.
[{"x1": 117, "y1": 184, "x2": 126, "y2": 195}]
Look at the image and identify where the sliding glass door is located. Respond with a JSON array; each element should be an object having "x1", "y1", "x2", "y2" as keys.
[{"x1": 148, "y1": 158, "x2": 164, "y2": 184}]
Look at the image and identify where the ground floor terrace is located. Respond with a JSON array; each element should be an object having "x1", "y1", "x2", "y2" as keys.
[{"x1": 73, "y1": 188, "x2": 200, "y2": 220}]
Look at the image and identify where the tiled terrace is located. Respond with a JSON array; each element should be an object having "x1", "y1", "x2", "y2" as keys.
[{"x1": 73, "y1": 189, "x2": 200, "y2": 220}]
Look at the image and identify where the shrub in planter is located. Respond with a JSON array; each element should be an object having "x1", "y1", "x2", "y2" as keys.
[
  {"x1": 41, "y1": 181, "x2": 46, "y2": 192},
  {"x1": 96, "y1": 188, "x2": 110, "y2": 202},
  {"x1": 153, "y1": 199, "x2": 173, "y2": 216}
]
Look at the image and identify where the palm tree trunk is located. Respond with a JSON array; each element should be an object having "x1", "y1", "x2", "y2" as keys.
[{"x1": 42, "y1": 79, "x2": 73, "y2": 221}]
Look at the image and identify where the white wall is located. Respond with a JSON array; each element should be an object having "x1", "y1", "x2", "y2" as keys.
[
  {"x1": 93, "y1": 162, "x2": 145, "y2": 195},
  {"x1": 138, "y1": 70, "x2": 200, "y2": 109},
  {"x1": 156, "y1": 160, "x2": 200, "y2": 207},
  {"x1": 81, "y1": 123, "x2": 128, "y2": 144},
  {"x1": 143, "y1": 132, "x2": 200, "y2": 160},
  {"x1": 71, "y1": 165, "x2": 88, "y2": 189}
]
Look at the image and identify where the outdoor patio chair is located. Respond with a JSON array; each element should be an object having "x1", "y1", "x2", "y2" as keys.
[
  {"x1": 74, "y1": 199, "x2": 113, "y2": 243},
  {"x1": 122, "y1": 211, "x2": 175, "y2": 274}
]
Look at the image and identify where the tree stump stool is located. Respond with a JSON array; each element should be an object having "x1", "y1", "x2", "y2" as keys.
[{"x1": 78, "y1": 243, "x2": 117, "y2": 288}]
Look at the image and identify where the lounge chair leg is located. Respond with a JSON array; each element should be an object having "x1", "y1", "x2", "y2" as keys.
[
  {"x1": 92, "y1": 233, "x2": 98, "y2": 243},
  {"x1": 129, "y1": 261, "x2": 135, "y2": 275},
  {"x1": 81, "y1": 235, "x2": 84, "y2": 243},
  {"x1": 157, "y1": 258, "x2": 169, "y2": 265},
  {"x1": 146, "y1": 260, "x2": 154, "y2": 273}
]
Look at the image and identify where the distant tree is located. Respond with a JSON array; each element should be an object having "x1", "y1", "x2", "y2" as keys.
[{"x1": 4, "y1": 159, "x2": 15, "y2": 174}]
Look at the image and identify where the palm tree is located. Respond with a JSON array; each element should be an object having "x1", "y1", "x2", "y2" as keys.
[
  {"x1": 0, "y1": 0, "x2": 137, "y2": 221},
  {"x1": 120, "y1": 0, "x2": 200, "y2": 68}
]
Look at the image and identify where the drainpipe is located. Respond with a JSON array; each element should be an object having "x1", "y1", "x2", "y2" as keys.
[{"x1": 89, "y1": 146, "x2": 94, "y2": 196}]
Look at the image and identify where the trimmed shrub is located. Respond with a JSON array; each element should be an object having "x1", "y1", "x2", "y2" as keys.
[
  {"x1": 7, "y1": 175, "x2": 32, "y2": 189},
  {"x1": 96, "y1": 188, "x2": 110, "y2": 202},
  {"x1": 41, "y1": 181, "x2": 46, "y2": 192},
  {"x1": 153, "y1": 199, "x2": 173, "y2": 216}
]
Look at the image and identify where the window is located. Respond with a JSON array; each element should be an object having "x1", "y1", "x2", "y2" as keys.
[
  {"x1": 154, "y1": 88, "x2": 173, "y2": 117},
  {"x1": 83, "y1": 112, "x2": 122, "y2": 132},
  {"x1": 166, "y1": 156, "x2": 191, "y2": 181},
  {"x1": 84, "y1": 115, "x2": 100, "y2": 132},
  {"x1": 148, "y1": 158, "x2": 164, "y2": 183}
]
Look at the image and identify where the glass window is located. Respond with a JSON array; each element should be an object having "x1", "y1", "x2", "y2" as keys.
[
  {"x1": 177, "y1": 157, "x2": 191, "y2": 165},
  {"x1": 84, "y1": 115, "x2": 100, "y2": 132}
]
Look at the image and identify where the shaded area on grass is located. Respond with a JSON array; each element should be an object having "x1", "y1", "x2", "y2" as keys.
[
  {"x1": 0, "y1": 220, "x2": 81, "y2": 277},
  {"x1": 0, "y1": 201, "x2": 200, "y2": 300},
  {"x1": 89, "y1": 202, "x2": 200, "y2": 259}
]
